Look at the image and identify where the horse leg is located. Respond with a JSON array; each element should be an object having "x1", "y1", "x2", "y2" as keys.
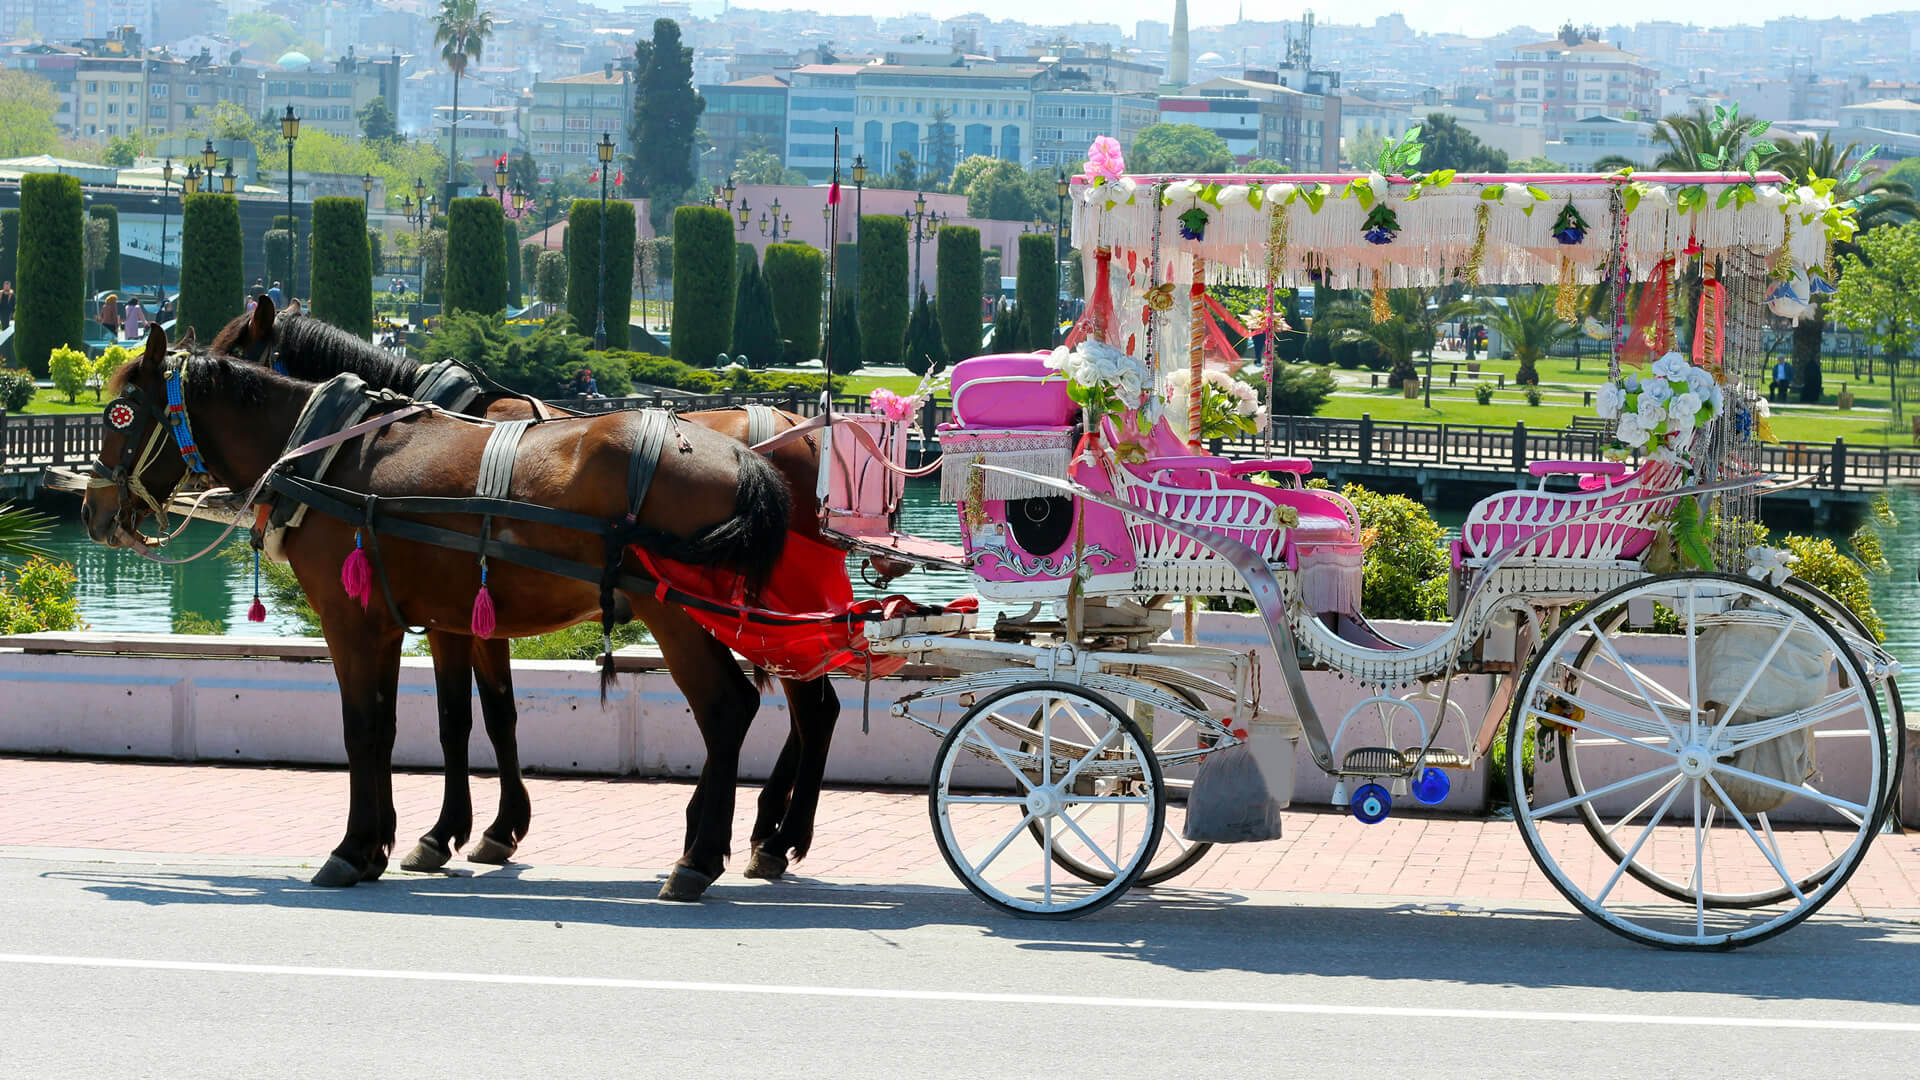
[
  {"x1": 312, "y1": 627, "x2": 405, "y2": 887},
  {"x1": 746, "y1": 676, "x2": 840, "y2": 880},
  {"x1": 743, "y1": 715, "x2": 804, "y2": 879},
  {"x1": 469, "y1": 636, "x2": 530, "y2": 864},
  {"x1": 401, "y1": 629, "x2": 475, "y2": 872},
  {"x1": 647, "y1": 613, "x2": 759, "y2": 902}
]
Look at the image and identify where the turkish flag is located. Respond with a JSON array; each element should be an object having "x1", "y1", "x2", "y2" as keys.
[
  {"x1": 615, "y1": 170, "x2": 624, "y2": 186},
  {"x1": 589, "y1": 169, "x2": 598, "y2": 183}
]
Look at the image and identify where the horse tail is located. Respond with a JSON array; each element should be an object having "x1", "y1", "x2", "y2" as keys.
[{"x1": 633, "y1": 447, "x2": 790, "y2": 602}]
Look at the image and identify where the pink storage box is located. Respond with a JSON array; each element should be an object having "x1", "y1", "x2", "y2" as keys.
[{"x1": 950, "y1": 353, "x2": 1075, "y2": 428}]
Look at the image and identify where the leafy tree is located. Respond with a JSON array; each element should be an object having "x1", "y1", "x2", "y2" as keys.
[
  {"x1": 0, "y1": 70, "x2": 59, "y2": 159},
  {"x1": 1130, "y1": 123, "x2": 1233, "y2": 173},
  {"x1": 93, "y1": 344, "x2": 129, "y2": 401},
  {"x1": 49, "y1": 346, "x2": 89, "y2": 403},
  {"x1": 890, "y1": 150, "x2": 919, "y2": 189},
  {"x1": 762, "y1": 243, "x2": 822, "y2": 363},
  {"x1": 1417, "y1": 113, "x2": 1508, "y2": 173},
  {"x1": 15, "y1": 173, "x2": 85, "y2": 377},
  {"x1": 505, "y1": 150, "x2": 539, "y2": 196},
  {"x1": 176, "y1": 193, "x2": 243, "y2": 344},
  {"x1": 357, "y1": 95, "x2": 399, "y2": 144},
  {"x1": 1342, "y1": 484, "x2": 1449, "y2": 621},
  {"x1": 225, "y1": 13, "x2": 302, "y2": 60},
  {"x1": 670, "y1": 205, "x2": 734, "y2": 366},
  {"x1": 0, "y1": 558, "x2": 81, "y2": 634},
  {"x1": 958, "y1": 158, "x2": 1054, "y2": 221},
  {"x1": 310, "y1": 197, "x2": 372, "y2": 337},
  {"x1": 902, "y1": 284, "x2": 948, "y2": 376},
  {"x1": 1653, "y1": 103, "x2": 1775, "y2": 172},
  {"x1": 1241, "y1": 157, "x2": 1286, "y2": 174},
  {"x1": 419, "y1": 226, "x2": 447, "y2": 304},
  {"x1": 433, "y1": 0, "x2": 495, "y2": 201},
  {"x1": 1590, "y1": 154, "x2": 1640, "y2": 172},
  {"x1": 625, "y1": 19, "x2": 705, "y2": 230},
  {"x1": 935, "y1": 225, "x2": 983, "y2": 365},
  {"x1": 102, "y1": 131, "x2": 152, "y2": 167},
  {"x1": 732, "y1": 148, "x2": 806, "y2": 185},
  {"x1": 924, "y1": 107, "x2": 958, "y2": 186},
  {"x1": 825, "y1": 289, "x2": 863, "y2": 374},
  {"x1": 1015, "y1": 232, "x2": 1057, "y2": 350},
  {"x1": 1316, "y1": 292, "x2": 1434, "y2": 385},
  {"x1": 1479, "y1": 289, "x2": 1574, "y2": 384},
  {"x1": 857, "y1": 214, "x2": 909, "y2": 365},
  {"x1": 729, "y1": 256, "x2": 781, "y2": 367},
  {"x1": 1829, "y1": 222, "x2": 1920, "y2": 411},
  {"x1": 564, "y1": 198, "x2": 633, "y2": 347},
  {"x1": 535, "y1": 250, "x2": 567, "y2": 303},
  {"x1": 522, "y1": 242, "x2": 542, "y2": 291}
]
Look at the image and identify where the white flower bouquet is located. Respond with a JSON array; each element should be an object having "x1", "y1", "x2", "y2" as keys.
[
  {"x1": 1596, "y1": 351, "x2": 1722, "y2": 459},
  {"x1": 1163, "y1": 365, "x2": 1267, "y2": 444}
]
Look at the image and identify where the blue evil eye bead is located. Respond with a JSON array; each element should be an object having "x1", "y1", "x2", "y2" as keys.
[
  {"x1": 1364, "y1": 226, "x2": 1396, "y2": 245},
  {"x1": 1411, "y1": 767, "x2": 1451, "y2": 805},
  {"x1": 1352, "y1": 782, "x2": 1392, "y2": 824}
]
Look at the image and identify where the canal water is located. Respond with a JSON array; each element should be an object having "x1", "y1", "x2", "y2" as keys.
[{"x1": 29, "y1": 483, "x2": 1920, "y2": 676}]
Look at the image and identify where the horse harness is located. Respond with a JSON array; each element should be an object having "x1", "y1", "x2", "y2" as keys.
[{"x1": 89, "y1": 361, "x2": 211, "y2": 533}]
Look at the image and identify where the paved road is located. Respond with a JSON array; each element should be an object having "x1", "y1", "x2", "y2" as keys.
[{"x1": 5, "y1": 848, "x2": 1920, "y2": 1080}]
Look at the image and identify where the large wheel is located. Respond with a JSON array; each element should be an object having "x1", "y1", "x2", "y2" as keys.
[
  {"x1": 1557, "y1": 575, "x2": 1904, "y2": 908},
  {"x1": 1025, "y1": 681, "x2": 1216, "y2": 887},
  {"x1": 1511, "y1": 572, "x2": 1888, "y2": 949},
  {"x1": 929, "y1": 681, "x2": 1166, "y2": 919}
]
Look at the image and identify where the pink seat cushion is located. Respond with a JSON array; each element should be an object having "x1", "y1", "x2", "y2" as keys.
[{"x1": 951, "y1": 353, "x2": 1074, "y2": 428}]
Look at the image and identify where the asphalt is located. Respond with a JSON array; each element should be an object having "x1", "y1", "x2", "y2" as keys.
[{"x1": 4, "y1": 848, "x2": 1919, "y2": 1080}]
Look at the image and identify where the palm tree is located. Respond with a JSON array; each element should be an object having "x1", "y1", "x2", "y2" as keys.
[
  {"x1": 433, "y1": 0, "x2": 494, "y2": 202},
  {"x1": 1479, "y1": 289, "x2": 1576, "y2": 385},
  {"x1": 0, "y1": 504, "x2": 53, "y2": 566},
  {"x1": 1590, "y1": 154, "x2": 1640, "y2": 173},
  {"x1": 1651, "y1": 107, "x2": 1762, "y2": 171}
]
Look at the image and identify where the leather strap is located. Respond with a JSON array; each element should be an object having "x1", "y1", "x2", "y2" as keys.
[
  {"x1": 477, "y1": 419, "x2": 531, "y2": 500},
  {"x1": 626, "y1": 409, "x2": 672, "y2": 520},
  {"x1": 743, "y1": 404, "x2": 777, "y2": 447}
]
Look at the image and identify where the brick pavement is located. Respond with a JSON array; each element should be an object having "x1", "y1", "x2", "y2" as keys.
[{"x1": 8, "y1": 756, "x2": 1920, "y2": 918}]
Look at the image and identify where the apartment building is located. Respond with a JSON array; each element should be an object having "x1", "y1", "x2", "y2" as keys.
[
  {"x1": 1032, "y1": 89, "x2": 1157, "y2": 168},
  {"x1": 853, "y1": 64, "x2": 1041, "y2": 174},
  {"x1": 527, "y1": 69, "x2": 632, "y2": 178},
  {"x1": 435, "y1": 105, "x2": 524, "y2": 175},
  {"x1": 264, "y1": 51, "x2": 402, "y2": 139},
  {"x1": 1173, "y1": 75, "x2": 1340, "y2": 170},
  {"x1": 1550, "y1": 114, "x2": 1657, "y2": 170},
  {"x1": 701, "y1": 75, "x2": 789, "y2": 183},
  {"x1": 784, "y1": 63, "x2": 860, "y2": 181},
  {"x1": 1492, "y1": 35, "x2": 1656, "y2": 139}
]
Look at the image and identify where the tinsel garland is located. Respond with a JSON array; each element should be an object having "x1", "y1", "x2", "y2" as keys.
[
  {"x1": 1370, "y1": 270, "x2": 1391, "y2": 323},
  {"x1": 1262, "y1": 193, "x2": 1289, "y2": 453},
  {"x1": 1463, "y1": 203, "x2": 1490, "y2": 286},
  {"x1": 1555, "y1": 256, "x2": 1579, "y2": 321},
  {"x1": 1143, "y1": 183, "x2": 1164, "y2": 392},
  {"x1": 1607, "y1": 187, "x2": 1628, "y2": 384},
  {"x1": 1188, "y1": 266, "x2": 1205, "y2": 450},
  {"x1": 1770, "y1": 218, "x2": 1793, "y2": 279},
  {"x1": 1660, "y1": 238, "x2": 1680, "y2": 354},
  {"x1": 963, "y1": 455, "x2": 987, "y2": 529}
]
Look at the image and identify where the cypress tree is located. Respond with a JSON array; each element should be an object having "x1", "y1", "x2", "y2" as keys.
[
  {"x1": 535, "y1": 250, "x2": 567, "y2": 303},
  {"x1": 730, "y1": 256, "x2": 781, "y2": 368},
  {"x1": 601, "y1": 200, "x2": 635, "y2": 349},
  {"x1": 762, "y1": 242, "x2": 822, "y2": 363},
  {"x1": 309, "y1": 197, "x2": 372, "y2": 338},
  {"x1": 0, "y1": 209, "x2": 18, "y2": 289},
  {"x1": 564, "y1": 198, "x2": 634, "y2": 348},
  {"x1": 857, "y1": 215, "x2": 908, "y2": 366},
  {"x1": 175, "y1": 193, "x2": 243, "y2": 344},
  {"x1": 902, "y1": 283, "x2": 948, "y2": 376},
  {"x1": 671, "y1": 205, "x2": 734, "y2": 366},
  {"x1": 1016, "y1": 233, "x2": 1057, "y2": 351},
  {"x1": 503, "y1": 225, "x2": 521, "y2": 307},
  {"x1": 367, "y1": 230, "x2": 383, "y2": 276},
  {"x1": 521, "y1": 242, "x2": 541, "y2": 298},
  {"x1": 935, "y1": 225, "x2": 983, "y2": 366},
  {"x1": 272, "y1": 214, "x2": 308, "y2": 297},
  {"x1": 834, "y1": 241, "x2": 859, "y2": 298},
  {"x1": 88, "y1": 204, "x2": 121, "y2": 294},
  {"x1": 445, "y1": 196, "x2": 506, "y2": 315},
  {"x1": 988, "y1": 300, "x2": 1020, "y2": 353},
  {"x1": 826, "y1": 288, "x2": 863, "y2": 374},
  {"x1": 14, "y1": 174, "x2": 85, "y2": 377}
]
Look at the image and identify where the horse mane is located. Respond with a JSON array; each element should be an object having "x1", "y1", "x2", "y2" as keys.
[
  {"x1": 185, "y1": 351, "x2": 301, "y2": 409},
  {"x1": 273, "y1": 315, "x2": 422, "y2": 392}
]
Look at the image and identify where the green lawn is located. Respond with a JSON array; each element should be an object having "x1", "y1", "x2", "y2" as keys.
[{"x1": 14, "y1": 397, "x2": 102, "y2": 415}]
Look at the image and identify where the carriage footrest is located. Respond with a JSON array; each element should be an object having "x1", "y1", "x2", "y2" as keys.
[
  {"x1": 1401, "y1": 747, "x2": 1473, "y2": 770},
  {"x1": 1340, "y1": 747, "x2": 1407, "y2": 776}
]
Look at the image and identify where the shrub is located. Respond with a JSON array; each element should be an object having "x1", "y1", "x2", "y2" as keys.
[
  {"x1": 825, "y1": 289, "x2": 863, "y2": 374},
  {"x1": 503, "y1": 226, "x2": 521, "y2": 307},
  {"x1": 263, "y1": 229, "x2": 298, "y2": 293},
  {"x1": 671, "y1": 205, "x2": 735, "y2": 367},
  {"x1": 729, "y1": 256, "x2": 782, "y2": 368},
  {"x1": 423, "y1": 310, "x2": 629, "y2": 398},
  {"x1": 834, "y1": 241, "x2": 858, "y2": 297},
  {"x1": 88, "y1": 204, "x2": 121, "y2": 293},
  {"x1": 1328, "y1": 331, "x2": 1388, "y2": 372},
  {"x1": 1343, "y1": 483, "x2": 1449, "y2": 621},
  {"x1": 172, "y1": 610, "x2": 225, "y2": 635},
  {"x1": 15, "y1": 173, "x2": 86, "y2": 377},
  {"x1": 1015, "y1": 232, "x2": 1057, "y2": 350},
  {"x1": 1269, "y1": 364, "x2": 1337, "y2": 415},
  {"x1": 0, "y1": 557, "x2": 81, "y2": 633},
  {"x1": 1304, "y1": 328, "x2": 1331, "y2": 367},
  {"x1": 419, "y1": 227, "x2": 446, "y2": 304},
  {"x1": 0, "y1": 209, "x2": 17, "y2": 289},
  {"x1": 368, "y1": 230, "x2": 383, "y2": 275},
  {"x1": 762, "y1": 243, "x2": 822, "y2": 364},
  {"x1": 735, "y1": 241, "x2": 758, "y2": 280},
  {"x1": 310, "y1": 197, "x2": 372, "y2": 338},
  {"x1": 0, "y1": 369, "x2": 34, "y2": 411},
  {"x1": 522, "y1": 243, "x2": 542, "y2": 292},
  {"x1": 936, "y1": 226, "x2": 983, "y2": 365},
  {"x1": 94, "y1": 344, "x2": 130, "y2": 400},
  {"x1": 1475, "y1": 383, "x2": 1494, "y2": 405},
  {"x1": 1524, "y1": 384, "x2": 1543, "y2": 406},
  {"x1": 987, "y1": 300, "x2": 1020, "y2": 353},
  {"x1": 48, "y1": 346, "x2": 88, "y2": 403},
  {"x1": 273, "y1": 215, "x2": 309, "y2": 294},
  {"x1": 902, "y1": 283, "x2": 948, "y2": 376},
  {"x1": 1783, "y1": 535, "x2": 1884, "y2": 642},
  {"x1": 177, "y1": 193, "x2": 243, "y2": 344},
  {"x1": 982, "y1": 250, "x2": 1001, "y2": 294},
  {"x1": 858, "y1": 215, "x2": 908, "y2": 365},
  {"x1": 535, "y1": 250, "x2": 567, "y2": 303},
  {"x1": 445, "y1": 197, "x2": 506, "y2": 315},
  {"x1": 564, "y1": 199, "x2": 634, "y2": 348},
  {"x1": 615, "y1": 352, "x2": 826, "y2": 395}
]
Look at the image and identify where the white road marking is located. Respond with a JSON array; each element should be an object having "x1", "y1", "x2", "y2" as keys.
[{"x1": 1, "y1": 952, "x2": 1916, "y2": 1032}]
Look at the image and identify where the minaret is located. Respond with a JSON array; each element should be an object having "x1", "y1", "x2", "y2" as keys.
[{"x1": 1171, "y1": 0, "x2": 1190, "y2": 86}]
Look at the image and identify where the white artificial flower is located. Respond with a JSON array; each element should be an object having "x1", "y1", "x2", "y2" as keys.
[
  {"x1": 1114, "y1": 367, "x2": 1142, "y2": 400},
  {"x1": 1365, "y1": 171, "x2": 1390, "y2": 203},
  {"x1": 1622, "y1": 373, "x2": 1641, "y2": 392},
  {"x1": 1745, "y1": 545, "x2": 1797, "y2": 587},
  {"x1": 1164, "y1": 181, "x2": 1200, "y2": 210},
  {"x1": 1684, "y1": 365, "x2": 1716, "y2": 399},
  {"x1": 1597, "y1": 381, "x2": 1623, "y2": 419},
  {"x1": 1109, "y1": 177, "x2": 1136, "y2": 204},
  {"x1": 1640, "y1": 378, "x2": 1673, "y2": 405},
  {"x1": 1265, "y1": 181, "x2": 1296, "y2": 202},
  {"x1": 1669, "y1": 391, "x2": 1704, "y2": 423},
  {"x1": 1651, "y1": 351, "x2": 1689, "y2": 380},
  {"x1": 1615, "y1": 414, "x2": 1648, "y2": 447},
  {"x1": 1754, "y1": 396, "x2": 1770, "y2": 418},
  {"x1": 1638, "y1": 184, "x2": 1672, "y2": 210},
  {"x1": 1217, "y1": 184, "x2": 1250, "y2": 208},
  {"x1": 1753, "y1": 185, "x2": 1789, "y2": 211},
  {"x1": 1635, "y1": 393, "x2": 1668, "y2": 429}
]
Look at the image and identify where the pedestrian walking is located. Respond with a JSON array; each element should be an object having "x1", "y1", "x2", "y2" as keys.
[
  {"x1": 0, "y1": 280, "x2": 13, "y2": 330},
  {"x1": 123, "y1": 298, "x2": 147, "y2": 340},
  {"x1": 1770, "y1": 358, "x2": 1793, "y2": 402},
  {"x1": 97, "y1": 293, "x2": 121, "y2": 339},
  {"x1": 268, "y1": 281, "x2": 285, "y2": 309}
]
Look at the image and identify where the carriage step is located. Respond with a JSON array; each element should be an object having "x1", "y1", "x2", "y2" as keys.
[
  {"x1": 1340, "y1": 747, "x2": 1407, "y2": 776},
  {"x1": 1401, "y1": 747, "x2": 1474, "y2": 770}
]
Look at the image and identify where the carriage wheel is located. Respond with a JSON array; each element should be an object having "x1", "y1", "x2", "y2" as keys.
[
  {"x1": 1511, "y1": 572, "x2": 1887, "y2": 949},
  {"x1": 930, "y1": 681, "x2": 1165, "y2": 919},
  {"x1": 1024, "y1": 682, "x2": 1216, "y2": 888},
  {"x1": 1558, "y1": 575, "x2": 1903, "y2": 909}
]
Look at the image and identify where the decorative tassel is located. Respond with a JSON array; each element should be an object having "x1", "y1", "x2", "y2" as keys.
[
  {"x1": 247, "y1": 548, "x2": 266, "y2": 622},
  {"x1": 1463, "y1": 203, "x2": 1490, "y2": 286},
  {"x1": 1555, "y1": 258, "x2": 1579, "y2": 322},
  {"x1": 1188, "y1": 268, "x2": 1204, "y2": 451},
  {"x1": 470, "y1": 563, "x2": 497, "y2": 638},
  {"x1": 340, "y1": 530, "x2": 372, "y2": 610},
  {"x1": 1370, "y1": 271, "x2": 1390, "y2": 324}
]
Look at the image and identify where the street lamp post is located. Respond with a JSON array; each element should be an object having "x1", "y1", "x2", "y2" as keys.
[
  {"x1": 281, "y1": 106, "x2": 300, "y2": 300},
  {"x1": 221, "y1": 160, "x2": 236, "y2": 195},
  {"x1": 362, "y1": 171, "x2": 374, "y2": 217},
  {"x1": 594, "y1": 131, "x2": 613, "y2": 351},
  {"x1": 902, "y1": 192, "x2": 944, "y2": 296},
  {"x1": 758, "y1": 198, "x2": 792, "y2": 240},
  {"x1": 821, "y1": 203, "x2": 831, "y2": 248},
  {"x1": 156, "y1": 157, "x2": 174, "y2": 303},
  {"x1": 1055, "y1": 169, "x2": 1070, "y2": 327},
  {"x1": 851, "y1": 155, "x2": 866, "y2": 247}
]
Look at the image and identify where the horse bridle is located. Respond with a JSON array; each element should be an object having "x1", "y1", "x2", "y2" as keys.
[{"x1": 89, "y1": 359, "x2": 210, "y2": 540}]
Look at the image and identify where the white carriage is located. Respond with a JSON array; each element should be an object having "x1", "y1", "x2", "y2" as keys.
[{"x1": 814, "y1": 164, "x2": 1902, "y2": 949}]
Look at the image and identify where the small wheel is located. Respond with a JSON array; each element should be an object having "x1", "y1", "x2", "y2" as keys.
[
  {"x1": 1513, "y1": 572, "x2": 1888, "y2": 949},
  {"x1": 1411, "y1": 767, "x2": 1451, "y2": 806},
  {"x1": 1351, "y1": 783, "x2": 1392, "y2": 824},
  {"x1": 1025, "y1": 681, "x2": 1215, "y2": 887},
  {"x1": 929, "y1": 681, "x2": 1166, "y2": 919}
]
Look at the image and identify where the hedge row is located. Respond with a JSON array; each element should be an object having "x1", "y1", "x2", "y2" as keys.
[
  {"x1": 670, "y1": 205, "x2": 734, "y2": 366},
  {"x1": 762, "y1": 242, "x2": 822, "y2": 364},
  {"x1": 935, "y1": 225, "x2": 981, "y2": 367},
  {"x1": 857, "y1": 214, "x2": 908, "y2": 366},
  {"x1": 616, "y1": 351, "x2": 827, "y2": 394},
  {"x1": 15, "y1": 174, "x2": 85, "y2": 377},
  {"x1": 564, "y1": 199, "x2": 633, "y2": 348},
  {"x1": 309, "y1": 197, "x2": 371, "y2": 339},
  {"x1": 445, "y1": 197, "x2": 505, "y2": 315},
  {"x1": 177, "y1": 194, "x2": 243, "y2": 343},
  {"x1": 1015, "y1": 233, "x2": 1057, "y2": 351}
]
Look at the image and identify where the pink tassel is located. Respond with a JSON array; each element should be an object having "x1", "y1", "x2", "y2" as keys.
[
  {"x1": 470, "y1": 583, "x2": 496, "y2": 638},
  {"x1": 340, "y1": 533, "x2": 372, "y2": 609},
  {"x1": 247, "y1": 597, "x2": 267, "y2": 623}
]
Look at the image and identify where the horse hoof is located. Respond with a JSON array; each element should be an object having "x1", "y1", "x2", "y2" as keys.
[
  {"x1": 742, "y1": 849, "x2": 788, "y2": 880},
  {"x1": 467, "y1": 835, "x2": 516, "y2": 865},
  {"x1": 400, "y1": 838, "x2": 451, "y2": 873},
  {"x1": 311, "y1": 855, "x2": 362, "y2": 888},
  {"x1": 657, "y1": 867, "x2": 716, "y2": 902}
]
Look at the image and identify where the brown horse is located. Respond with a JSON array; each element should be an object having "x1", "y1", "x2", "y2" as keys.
[
  {"x1": 85, "y1": 327, "x2": 789, "y2": 901},
  {"x1": 206, "y1": 301, "x2": 838, "y2": 884}
]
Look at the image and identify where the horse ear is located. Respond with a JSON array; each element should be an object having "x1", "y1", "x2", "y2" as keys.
[
  {"x1": 140, "y1": 324, "x2": 168, "y2": 371},
  {"x1": 251, "y1": 294, "x2": 276, "y2": 338}
]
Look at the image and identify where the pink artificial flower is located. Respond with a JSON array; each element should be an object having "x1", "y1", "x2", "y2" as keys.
[
  {"x1": 868, "y1": 387, "x2": 914, "y2": 422},
  {"x1": 1084, "y1": 135, "x2": 1125, "y2": 182}
]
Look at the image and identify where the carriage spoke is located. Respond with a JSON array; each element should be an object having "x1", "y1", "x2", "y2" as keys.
[
  {"x1": 1710, "y1": 764, "x2": 1871, "y2": 819},
  {"x1": 1058, "y1": 699, "x2": 1101, "y2": 744},
  {"x1": 1153, "y1": 717, "x2": 1196, "y2": 755},
  {"x1": 1058, "y1": 721, "x2": 1123, "y2": 790},
  {"x1": 1594, "y1": 779, "x2": 1685, "y2": 905},
  {"x1": 1606, "y1": 772, "x2": 1685, "y2": 837},
  {"x1": 1692, "y1": 782, "x2": 1706, "y2": 937},
  {"x1": 1801, "y1": 782, "x2": 1867, "y2": 827},
  {"x1": 1591, "y1": 626, "x2": 1688, "y2": 741},
  {"x1": 1527, "y1": 704, "x2": 1677, "y2": 757},
  {"x1": 946, "y1": 796, "x2": 1030, "y2": 804},
  {"x1": 1042, "y1": 815, "x2": 1053, "y2": 905},
  {"x1": 1686, "y1": 584, "x2": 1701, "y2": 736},
  {"x1": 1708, "y1": 618, "x2": 1802, "y2": 743},
  {"x1": 1718, "y1": 690, "x2": 1870, "y2": 756},
  {"x1": 1058, "y1": 810, "x2": 1125, "y2": 876},
  {"x1": 1062, "y1": 795, "x2": 1154, "y2": 805},
  {"x1": 965, "y1": 730, "x2": 1036, "y2": 792},
  {"x1": 1706, "y1": 778, "x2": 1808, "y2": 902},
  {"x1": 973, "y1": 812, "x2": 1038, "y2": 874},
  {"x1": 1530, "y1": 763, "x2": 1682, "y2": 820}
]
